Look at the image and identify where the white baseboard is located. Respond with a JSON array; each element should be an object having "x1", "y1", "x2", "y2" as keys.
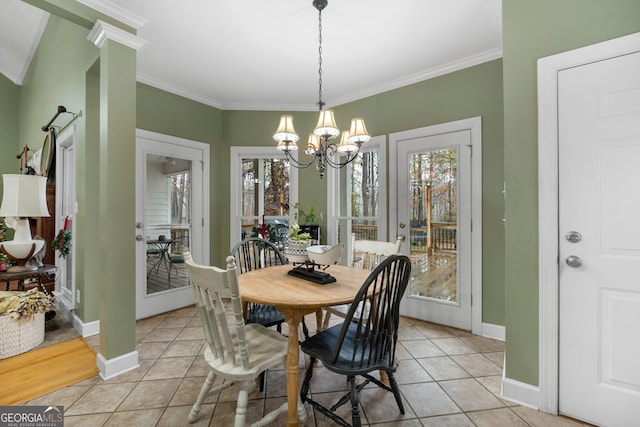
[
  {"x1": 74, "y1": 316, "x2": 100, "y2": 337},
  {"x1": 481, "y1": 322, "x2": 505, "y2": 341},
  {"x1": 97, "y1": 351, "x2": 140, "y2": 381},
  {"x1": 52, "y1": 300, "x2": 99, "y2": 337},
  {"x1": 502, "y1": 375, "x2": 540, "y2": 410}
]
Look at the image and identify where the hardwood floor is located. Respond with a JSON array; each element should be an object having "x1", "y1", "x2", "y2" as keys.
[{"x1": 0, "y1": 337, "x2": 97, "y2": 405}]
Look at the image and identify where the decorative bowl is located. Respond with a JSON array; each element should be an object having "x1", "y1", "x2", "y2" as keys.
[{"x1": 306, "y1": 244, "x2": 343, "y2": 266}]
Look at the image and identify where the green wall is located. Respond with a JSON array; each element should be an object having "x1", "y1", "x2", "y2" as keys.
[
  {"x1": 136, "y1": 83, "x2": 223, "y2": 262},
  {"x1": 0, "y1": 75, "x2": 20, "y2": 176},
  {"x1": 503, "y1": 0, "x2": 640, "y2": 386},
  {"x1": 335, "y1": 60, "x2": 505, "y2": 326},
  {"x1": 220, "y1": 60, "x2": 505, "y2": 326},
  {"x1": 18, "y1": 15, "x2": 98, "y2": 323}
]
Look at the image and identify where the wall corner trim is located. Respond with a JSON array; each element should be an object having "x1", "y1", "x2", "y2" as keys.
[
  {"x1": 502, "y1": 376, "x2": 540, "y2": 410},
  {"x1": 87, "y1": 19, "x2": 147, "y2": 51},
  {"x1": 97, "y1": 351, "x2": 139, "y2": 381}
]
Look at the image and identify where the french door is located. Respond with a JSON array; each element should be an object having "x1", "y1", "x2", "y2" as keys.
[
  {"x1": 390, "y1": 118, "x2": 481, "y2": 333},
  {"x1": 135, "y1": 130, "x2": 209, "y2": 319}
]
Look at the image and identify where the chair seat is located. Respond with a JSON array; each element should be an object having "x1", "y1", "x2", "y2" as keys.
[
  {"x1": 204, "y1": 323, "x2": 288, "y2": 380},
  {"x1": 301, "y1": 323, "x2": 395, "y2": 375},
  {"x1": 246, "y1": 304, "x2": 285, "y2": 328}
]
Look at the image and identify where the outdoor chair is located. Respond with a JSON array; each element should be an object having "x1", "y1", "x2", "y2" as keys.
[{"x1": 300, "y1": 254, "x2": 412, "y2": 427}]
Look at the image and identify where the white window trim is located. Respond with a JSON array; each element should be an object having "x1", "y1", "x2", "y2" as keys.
[
  {"x1": 230, "y1": 146, "x2": 299, "y2": 251},
  {"x1": 326, "y1": 135, "x2": 387, "y2": 246}
]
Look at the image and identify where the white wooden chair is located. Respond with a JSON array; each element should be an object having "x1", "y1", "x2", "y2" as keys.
[
  {"x1": 185, "y1": 255, "x2": 302, "y2": 426},
  {"x1": 322, "y1": 234, "x2": 403, "y2": 330}
]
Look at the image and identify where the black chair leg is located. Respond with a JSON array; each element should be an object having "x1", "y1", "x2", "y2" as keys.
[
  {"x1": 388, "y1": 372, "x2": 405, "y2": 414},
  {"x1": 348, "y1": 376, "x2": 362, "y2": 427},
  {"x1": 301, "y1": 317, "x2": 310, "y2": 340},
  {"x1": 300, "y1": 358, "x2": 315, "y2": 403}
]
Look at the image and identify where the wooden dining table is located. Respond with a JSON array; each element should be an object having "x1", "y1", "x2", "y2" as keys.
[{"x1": 238, "y1": 263, "x2": 371, "y2": 427}]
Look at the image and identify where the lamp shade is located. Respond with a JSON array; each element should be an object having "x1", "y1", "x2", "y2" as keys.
[
  {"x1": 0, "y1": 174, "x2": 50, "y2": 218},
  {"x1": 276, "y1": 139, "x2": 298, "y2": 152},
  {"x1": 347, "y1": 118, "x2": 371, "y2": 146},
  {"x1": 305, "y1": 134, "x2": 321, "y2": 155},
  {"x1": 337, "y1": 130, "x2": 359, "y2": 154},
  {"x1": 273, "y1": 115, "x2": 300, "y2": 144},
  {"x1": 314, "y1": 109, "x2": 340, "y2": 138}
]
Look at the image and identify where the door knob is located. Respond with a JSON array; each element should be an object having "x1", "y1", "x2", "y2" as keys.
[
  {"x1": 565, "y1": 255, "x2": 582, "y2": 268},
  {"x1": 565, "y1": 231, "x2": 582, "y2": 243}
]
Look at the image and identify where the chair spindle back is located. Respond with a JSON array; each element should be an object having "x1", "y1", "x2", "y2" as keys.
[
  {"x1": 331, "y1": 254, "x2": 411, "y2": 370},
  {"x1": 185, "y1": 255, "x2": 250, "y2": 370}
]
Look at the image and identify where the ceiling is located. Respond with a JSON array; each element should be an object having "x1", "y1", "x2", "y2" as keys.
[{"x1": 0, "y1": 0, "x2": 502, "y2": 111}]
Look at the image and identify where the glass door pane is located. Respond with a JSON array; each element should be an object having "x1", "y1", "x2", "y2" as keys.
[
  {"x1": 334, "y1": 149, "x2": 384, "y2": 265},
  {"x1": 240, "y1": 157, "x2": 290, "y2": 248},
  {"x1": 408, "y1": 147, "x2": 458, "y2": 303},
  {"x1": 145, "y1": 154, "x2": 192, "y2": 295}
]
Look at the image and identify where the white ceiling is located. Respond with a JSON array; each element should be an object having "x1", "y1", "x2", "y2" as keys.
[{"x1": 0, "y1": 0, "x2": 502, "y2": 111}]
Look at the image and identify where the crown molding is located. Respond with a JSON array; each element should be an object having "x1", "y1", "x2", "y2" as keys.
[
  {"x1": 88, "y1": 20, "x2": 147, "y2": 51},
  {"x1": 76, "y1": 0, "x2": 147, "y2": 30},
  {"x1": 139, "y1": 49, "x2": 502, "y2": 112},
  {"x1": 329, "y1": 49, "x2": 503, "y2": 107},
  {"x1": 136, "y1": 73, "x2": 224, "y2": 109}
]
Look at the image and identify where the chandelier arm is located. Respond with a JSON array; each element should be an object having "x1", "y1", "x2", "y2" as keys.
[
  {"x1": 284, "y1": 150, "x2": 317, "y2": 170},
  {"x1": 324, "y1": 143, "x2": 361, "y2": 168}
]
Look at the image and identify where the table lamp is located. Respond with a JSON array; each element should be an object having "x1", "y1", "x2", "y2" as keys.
[{"x1": 0, "y1": 174, "x2": 50, "y2": 272}]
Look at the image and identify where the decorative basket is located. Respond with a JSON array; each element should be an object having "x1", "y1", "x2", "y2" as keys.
[
  {"x1": 285, "y1": 239, "x2": 310, "y2": 264},
  {"x1": 0, "y1": 312, "x2": 45, "y2": 359}
]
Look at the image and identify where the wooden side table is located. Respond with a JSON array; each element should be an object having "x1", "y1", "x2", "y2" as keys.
[
  {"x1": 0, "y1": 264, "x2": 57, "y2": 297},
  {"x1": 0, "y1": 265, "x2": 58, "y2": 321}
]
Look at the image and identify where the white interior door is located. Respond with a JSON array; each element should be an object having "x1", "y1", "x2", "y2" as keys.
[
  {"x1": 135, "y1": 130, "x2": 209, "y2": 319},
  {"x1": 558, "y1": 51, "x2": 640, "y2": 426},
  {"x1": 54, "y1": 127, "x2": 76, "y2": 310},
  {"x1": 391, "y1": 119, "x2": 481, "y2": 332}
]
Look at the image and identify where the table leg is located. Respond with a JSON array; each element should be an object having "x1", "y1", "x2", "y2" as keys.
[
  {"x1": 315, "y1": 309, "x2": 323, "y2": 334},
  {"x1": 285, "y1": 310, "x2": 305, "y2": 427}
]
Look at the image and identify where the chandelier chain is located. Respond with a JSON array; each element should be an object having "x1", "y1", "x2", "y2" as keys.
[{"x1": 317, "y1": 7, "x2": 324, "y2": 110}]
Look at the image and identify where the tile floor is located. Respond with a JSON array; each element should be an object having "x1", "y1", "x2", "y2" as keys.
[{"x1": 26, "y1": 307, "x2": 591, "y2": 426}]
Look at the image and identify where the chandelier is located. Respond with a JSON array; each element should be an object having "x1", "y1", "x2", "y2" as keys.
[{"x1": 273, "y1": 0, "x2": 370, "y2": 179}]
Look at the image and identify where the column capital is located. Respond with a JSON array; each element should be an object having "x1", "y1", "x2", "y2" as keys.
[{"x1": 87, "y1": 19, "x2": 147, "y2": 51}]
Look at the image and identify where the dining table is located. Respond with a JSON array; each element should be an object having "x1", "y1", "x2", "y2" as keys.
[{"x1": 238, "y1": 263, "x2": 371, "y2": 427}]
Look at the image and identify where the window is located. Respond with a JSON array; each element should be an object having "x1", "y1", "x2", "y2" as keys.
[
  {"x1": 230, "y1": 147, "x2": 298, "y2": 250},
  {"x1": 327, "y1": 135, "x2": 387, "y2": 259}
]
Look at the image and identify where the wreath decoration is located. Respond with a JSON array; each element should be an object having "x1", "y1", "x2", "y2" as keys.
[{"x1": 52, "y1": 216, "x2": 71, "y2": 259}]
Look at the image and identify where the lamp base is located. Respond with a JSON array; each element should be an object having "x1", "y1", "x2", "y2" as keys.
[{"x1": 0, "y1": 242, "x2": 39, "y2": 272}]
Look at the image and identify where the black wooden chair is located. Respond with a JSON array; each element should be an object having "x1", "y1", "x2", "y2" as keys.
[
  {"x1": 230, "y1": 238, "x2": 288, "y2": 333},
  {"x1": 299, "y1": 254, "x2": 412, "y2": 427}
]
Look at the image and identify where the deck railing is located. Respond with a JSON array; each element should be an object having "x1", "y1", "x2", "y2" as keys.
[{"x1": 349, "y1": 222, "x2": 457, "y2": 254}]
